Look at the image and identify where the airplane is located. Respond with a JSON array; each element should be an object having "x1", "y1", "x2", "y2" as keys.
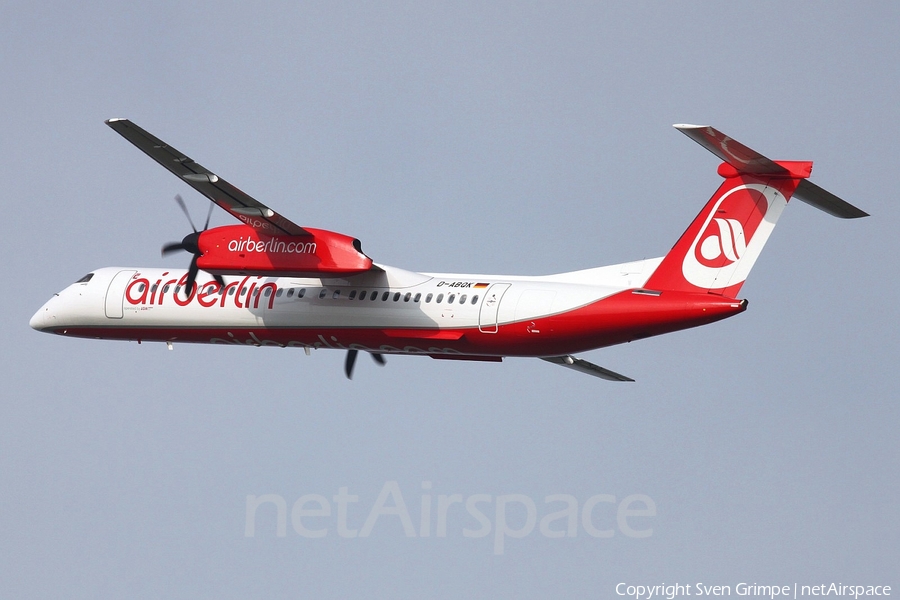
[{"x1": 30, "y1": 119, "x2": 868, "y2": 380}]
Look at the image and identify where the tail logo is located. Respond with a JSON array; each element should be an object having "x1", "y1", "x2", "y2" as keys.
[
  {"x1": 682, "y1": 184, "x2": 785, "y2": 290},
  {"x1": 697, "y1": 217, "x2": 748, "y2": 267}
]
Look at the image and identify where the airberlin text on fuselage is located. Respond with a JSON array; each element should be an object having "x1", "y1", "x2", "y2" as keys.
[
  {"x1": 121, "y1": 273, "x2": 464, "y2": 356},
  {"x1": 125, "y1": 272, "x2": 277, "y2": 310},
  {"x1": 227, "y1": 237, "x2": 316, "y2": 254}
]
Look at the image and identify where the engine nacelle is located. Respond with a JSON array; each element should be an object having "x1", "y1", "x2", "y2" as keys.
[{"x1": 195, "y1": 225, "x2": 373, "y2": 277}]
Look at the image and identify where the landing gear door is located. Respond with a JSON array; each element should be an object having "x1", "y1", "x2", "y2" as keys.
[
  {"x1": 105, "y1": 270, "x2": 137, "y2": 318},
  {"x1": 478, "y1": 283, "x2": 510, "y2": 333}
]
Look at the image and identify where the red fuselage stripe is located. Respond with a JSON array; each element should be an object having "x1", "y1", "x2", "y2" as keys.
[{"x1": 50, "y1": 290, "x2": 746, "y2": 357}]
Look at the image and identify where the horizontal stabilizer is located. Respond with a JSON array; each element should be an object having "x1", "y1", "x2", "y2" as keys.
[
  {"x1": 674, "y1": 124, "x2": 790, "y2": 175},
  {"x1": 675, "y1": 124, "x2": 867, "y2": 219},
  {"x1": 540, "y1": 355, "x2": 634, "y2": 382},
  {"x1": 794, "y1": 179, "x2": 869, "y2": 218}
]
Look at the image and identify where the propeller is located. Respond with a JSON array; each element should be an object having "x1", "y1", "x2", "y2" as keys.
[
  {"x1": 344, "y1": 349, "x2": 386, "y2": 379},
  {"x1": 161, "y1": 195, "x2": 224, "y2": 295}
]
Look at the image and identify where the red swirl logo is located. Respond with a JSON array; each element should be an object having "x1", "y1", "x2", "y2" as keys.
[
  {"x1": 693, "y1": 188, "x2": 768, "y2": 269},
  {"x1": 681, "y1": 184, "x2": 785, "y2": 290}
]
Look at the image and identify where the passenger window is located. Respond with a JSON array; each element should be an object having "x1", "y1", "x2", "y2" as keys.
[
  {"x1": 349, "y1": 290, "x2": 357, "y2": 300},
  {"x1": 298, "y1": 288, "x2": 306, "y2": 298},
  {"x1": 425, "y1": 293, "x2": 433, "y2": 303},
  {"x1": 287, "y1": 288, "x2": 294, "y2": 298},
  {"x1": 241, "y1": 289, "x2": 247, "y2": 296},
  {"x1": 264, "y1": 288, "x2": 272, "y2": 297},
  {"x1": 229, "y1": 287, "x2": 236, "y2": 296},
  {"x1": 333, "y1": 290, "x2": 341, "y2": 299},
  {"x1": 459, "y1": 294, "x2": 466, "y2": 304},
  {"x1": 371, "y1": 292, "x2": 378, "y2": 301},
  {"x1": 393, "y1": 292, "x2": 401, "y2": 302},
  {"x1": 413, "y1": 293, "x2": 421, "y2": 302},
  {"x1": 276, "y1": 289, "x2": 283, "y2": 297},
  {"x1": 471, "y1": 295, "x2": 479, "y2": 305},
  {"x1": 436, "y1": 294, "x2": 443, "y2": 304},
  {"x1": 404, "y1": 292, "x2": 411, "y2": 302},
  {"x1": 448, "y1": 294, "x2": 456, "y2": 304},
  {"x1": 163, "y1": 285, "x2": 170, "y2": 293},
  {"x1": 358, "y1": 291, "x2": 366, "y2": 300},
  {"x1": 382, "y1": 292, "x2": 389, "y2": 301},
  {"x1": 319, "y1": 289, "x2": 327, "y2": 299},
  {"x1": 151, "y1": 284, "x2": 158, "y2": 292}
]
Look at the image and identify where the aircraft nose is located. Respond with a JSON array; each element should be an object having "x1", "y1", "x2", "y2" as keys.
[
  {"x1": 30, "y1": 300, "x2": 56, "y2": 332},
  {"x1": 30, "y1": 307, "x2": 46, "y2": 331}
]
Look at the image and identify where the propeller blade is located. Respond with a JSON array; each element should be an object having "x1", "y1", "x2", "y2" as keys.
[
  {"x1": 183, "y1": 257, "x2": 199, "y2": 298},
  {"x1": 166, "y1": 196, "x2": 217, "y2": 294},
  {"x1": 202, "y1": 201, "x2": 214, "y2": 231},
  {"x1": 161, "y1": 241, "x2": 187, "y2": 256},
  {"x1": 174, "y1": 194, "x2": 199, "y2": 233},
  {"x1": 345, "y1": 349, "x2": 358, "y2": 379},
  {"x1": 371, "y1": 352, "x2": 386, "y2": 366}
]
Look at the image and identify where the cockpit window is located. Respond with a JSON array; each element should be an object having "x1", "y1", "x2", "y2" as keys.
[{"x1": 75, "y1": 273, "x2": 94, "y2": 283}]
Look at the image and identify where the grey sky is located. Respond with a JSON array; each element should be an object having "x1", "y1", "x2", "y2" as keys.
[{"x1": 2, "y1": 2, "x2": 897, "y2": 598}]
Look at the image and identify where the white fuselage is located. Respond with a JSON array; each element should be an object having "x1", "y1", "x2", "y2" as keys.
[{"x1": 31, "y1": 259, "x2": 664, "y2": 357}]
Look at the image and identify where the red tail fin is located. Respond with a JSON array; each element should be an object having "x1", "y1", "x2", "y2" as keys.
[
  {"x1": 643, "y1": 166, "x2": 803, "y2": 297},
  {"x1": 643, "y1": 125, "x2": 866, "y2": 298}
]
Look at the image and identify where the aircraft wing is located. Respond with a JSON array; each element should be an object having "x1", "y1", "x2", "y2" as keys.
[
  {"x1": 540, "y1": 355, "x2": 635, "y2": 382},
  {"x1": 106, "y1": 119, "x2": 309, "y2": 236}
]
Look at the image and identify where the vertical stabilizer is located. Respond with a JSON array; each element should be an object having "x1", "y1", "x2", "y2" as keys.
[{"x1": 643, "y1": 125, "x2": 866, "y2": 298}]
